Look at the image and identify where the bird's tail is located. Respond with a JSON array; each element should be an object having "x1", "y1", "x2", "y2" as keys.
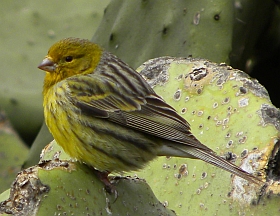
[{"x1": 160, "y1": 144, "x2": 262, "y2": 184}]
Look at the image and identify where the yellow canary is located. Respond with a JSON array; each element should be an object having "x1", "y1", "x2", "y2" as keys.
[{"x1": 38, "y1": 37, "x2": 261, "y2": 185}]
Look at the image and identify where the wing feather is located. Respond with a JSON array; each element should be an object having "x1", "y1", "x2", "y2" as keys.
[{"x1": 66, "y1": 73, "x2": 211, "y2": 151}]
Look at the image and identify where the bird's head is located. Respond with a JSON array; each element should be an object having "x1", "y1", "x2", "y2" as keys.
[{"x1": 38, "y1": 37, "x2": 103, "y2": 90}]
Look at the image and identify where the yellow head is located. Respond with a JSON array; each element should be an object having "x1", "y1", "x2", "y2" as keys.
[{"x1": 38, "y1": 37, "x2": 103, "y2": 92}]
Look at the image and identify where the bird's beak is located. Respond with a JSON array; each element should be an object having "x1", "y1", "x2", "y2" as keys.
[{"x1": 38, "y1": 57, "x2": 56, "y2": 72}]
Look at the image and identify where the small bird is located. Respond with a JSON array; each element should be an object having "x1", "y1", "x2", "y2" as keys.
[{"x1": 38, "y1": 37, "x2": 261, "y2": 188}]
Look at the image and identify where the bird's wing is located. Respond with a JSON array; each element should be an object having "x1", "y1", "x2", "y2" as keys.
[{"x1": 66, "y1": 73, "x2": 211, "y2": 151}]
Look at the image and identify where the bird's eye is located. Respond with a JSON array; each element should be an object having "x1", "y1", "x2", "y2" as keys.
[{"x1": 65, "y1": 56, "x2": 73, "y2": 62}]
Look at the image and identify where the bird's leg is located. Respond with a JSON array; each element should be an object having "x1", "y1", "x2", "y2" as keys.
[{"x1": 92, "y1": 169, "x2": 117, "y2": 196}]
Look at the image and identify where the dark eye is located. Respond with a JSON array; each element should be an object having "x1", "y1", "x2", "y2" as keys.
[{"x1": 65, "y1": 56, "x2": 73, "y2": 62}]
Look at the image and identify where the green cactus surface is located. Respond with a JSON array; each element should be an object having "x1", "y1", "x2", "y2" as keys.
[
  {"x1": 133, "y1": 57, "x2": 280, "y2": 215},
  {"x1": 92, "y1": 0, "x2": 234, "y2": 68}
]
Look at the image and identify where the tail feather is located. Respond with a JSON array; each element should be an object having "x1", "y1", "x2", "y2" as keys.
[{"x1": 173, "y1": 145, "x2": 262, "y2": 184}]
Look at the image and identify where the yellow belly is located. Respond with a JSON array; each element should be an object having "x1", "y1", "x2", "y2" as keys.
[{"x1": 43, "y1": 86, "x2": 158, "y2": 173}]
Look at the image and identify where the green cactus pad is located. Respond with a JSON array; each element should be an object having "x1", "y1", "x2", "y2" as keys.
[{"x1": 133, "y1": 57, "x2": 280, "y2": 215}]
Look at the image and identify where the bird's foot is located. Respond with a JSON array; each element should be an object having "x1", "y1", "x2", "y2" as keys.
[{"x1": 92, "y1": 169, "x2": 118, "y2": 199}]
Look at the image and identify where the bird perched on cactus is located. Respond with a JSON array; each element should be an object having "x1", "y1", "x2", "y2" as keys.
[{"x1": 38, "y1": 38, "x2": 261, "y2": 190}]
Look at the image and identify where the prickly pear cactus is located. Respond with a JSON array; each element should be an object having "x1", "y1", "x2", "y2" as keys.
[
  {"x1": 92, "y1": 0, "x2": 275, "y2": 70},
  {"x1": 93, "y1": 0, "x2": 234, "y2": 68},
  {"x1": 134, "y1": 57, "x2": 280, "y2": 215}
]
